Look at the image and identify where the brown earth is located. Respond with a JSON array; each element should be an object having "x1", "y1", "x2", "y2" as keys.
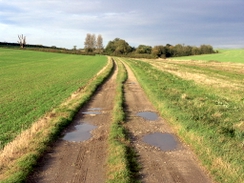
[{"x1": 27, "y1": 60, "x2": 214, "y2": 183}]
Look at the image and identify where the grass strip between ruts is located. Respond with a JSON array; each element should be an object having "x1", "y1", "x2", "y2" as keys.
[
  {"x1": 106, "y1": 58, "x2": 140, "y2": 183},
  {"x1": 0, "y1": 57, "x2": 114, "y2": 183}
]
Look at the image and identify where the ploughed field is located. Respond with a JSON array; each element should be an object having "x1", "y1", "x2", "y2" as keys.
[{"x1": 0, "y1": 48, "x2": 107, "y2": 148}]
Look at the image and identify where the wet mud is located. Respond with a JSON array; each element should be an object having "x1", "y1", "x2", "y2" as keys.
[
  {"x1": 142, "y1": 132, "x2": 179, "y2": 151},
  {"x1": 62, "y1": 123, "x2": 97, "y2": 142},
  {"x1": 137, "y1": 111, "x2": 158, "y2": 121},
  {"x1": 82, "y1": 108, "x2": 102, "y2": 115},
  {"x1": 82, "y1": 111, "x2": 101, "y2": 115}
]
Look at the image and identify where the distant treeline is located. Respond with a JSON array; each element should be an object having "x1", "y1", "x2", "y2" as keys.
[
  {"x1": 0, "y1": 42, "x2": 53, "y2": 49},
  {"x1": 104, "y1": 38, "x2": 217, "y2": 58},
  {"x1": 1, "y1": 39, "x2": 217, "y2": 58},
  {"x1": 0, "y1": 42, "x2": 96, "y2": 55}
]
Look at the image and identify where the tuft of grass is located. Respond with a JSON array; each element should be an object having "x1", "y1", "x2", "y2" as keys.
[
  {"x1": 124, "y1": 58, "x2": 244, "y2": 183},
  {"x1": 0, "y1": 57, "x2": 114, "y2": 182},
  {"x1": 106, "y1": 58, "x2": 140, "y2": 183}
]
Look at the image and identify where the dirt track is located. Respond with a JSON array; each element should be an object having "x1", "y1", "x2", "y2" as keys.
[
  {"x1": 27, "y1": 60, "x2": 213, "y2": 183},
  {"x1": 27, "y1": 64, "x2": 117, "y2": 183},
  {"x1": 122, "y1": 61, "x2": 213, "y2": 183}
]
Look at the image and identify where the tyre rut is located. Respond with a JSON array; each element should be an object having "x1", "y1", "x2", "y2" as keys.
[
  {"x1": 26, "y1": 58, "x2": 214, "y2": 183},
  {"x1": 121, "y1": 59, "x2": 213, "y2": 183},
  {"x1": 27, "y1": 62, "x2": 118, "y2": 183}
]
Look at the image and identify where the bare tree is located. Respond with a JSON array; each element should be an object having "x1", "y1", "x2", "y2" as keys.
[
  {"x1": 91, "y1": 34, "x2": 96, "y2": 50},
  {"x1": 84, "y1": 33, "x2": 91, "y2": 51},
  {"x1": 96, "y1": 34, "x2": 103, "y2": 54},
  {"x1": 84, "y1": 33, "x2": 98, "y2": 52},
  {"x1": 84, "y1": 33, "x2": 95, "y2": 52},
  {"x1": 18, "y1": 34, "x2": 26, "y2": 48}
]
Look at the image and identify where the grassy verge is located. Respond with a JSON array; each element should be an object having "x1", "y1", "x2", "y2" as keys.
[
  {"x1": 123, "y1": 58, "x2": 244, "y2": 183},
  {"x1": 106, "y1": 58, "x2": 140, "y2": 183},
  {"x1": 0, "y1": 58, "x2": 113, "y2": 183}
]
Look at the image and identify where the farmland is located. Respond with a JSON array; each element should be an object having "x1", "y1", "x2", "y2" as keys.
[
  {"x1": 171, "y1": 49, "x2": 244, "y2": 63},
  {"x1": 123, "y1": 55, "x2": 244, "y2": 182},
  {"x1": 1, "y1": 47, "x2": 244, "y2": 183},
  {"x1": 0, "y1": 48, "x2": 107, "y2": 148}
]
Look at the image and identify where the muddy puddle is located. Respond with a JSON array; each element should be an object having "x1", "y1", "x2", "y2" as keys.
[
  {"x1": 82, "y1": 108, "x2": 102, "y2": 115},
  {"x1": 137, "y1": 111, "x2": 158, "y2": 121},
  {"x1": 82, "y1": 111, "x2": 101, "y2": 115},
  {"x1": 62, "y1": 123, "x2": 97, "y2": 142},
  {"x1": 142, "y1": 132, "x2": 179, "y2": 151}
]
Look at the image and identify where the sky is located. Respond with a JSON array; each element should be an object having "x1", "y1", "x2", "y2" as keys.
[{"x1": 0, "y1": 0, "x2": 243, "y2": 49}]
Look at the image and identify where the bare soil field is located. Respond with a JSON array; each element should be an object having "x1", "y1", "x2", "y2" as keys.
[{"x1": 27, "y1": 61, "x2": 213, "y2": 183}]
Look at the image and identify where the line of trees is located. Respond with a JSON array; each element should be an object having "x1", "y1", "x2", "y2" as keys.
[
  {"x1": 2, "y1": 34, "x2": 215, "y2": 58},
  {"x1": 150, "y1": 44, "x2": 216, "y2": 58},
  {"x1": 103, "y1": 38, "x2": 216, "y2": 58}
]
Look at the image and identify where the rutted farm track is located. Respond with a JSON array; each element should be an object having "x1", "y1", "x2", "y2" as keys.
[
  {"x1": 27, "y1": 61, "x2": 118, "y2": 183},
  {"x1": 26, "y1": 58, "x2": 213, "y2": 183},
  {"x1": 122, "y1": 60, "x2": 212, "y2": 183}
]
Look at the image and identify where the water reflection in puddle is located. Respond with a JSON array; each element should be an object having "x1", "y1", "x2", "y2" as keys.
[
  {"x1": 82, "y1": 108, "x2": 102, "y2": 115},
  {"x1": 142, "y1": 132, "x2": 178, "y2": 151},
  {"x1": 137, "y1": 111, "x2": 158, "y2": 121},
  {"x1": 62, "y1": 123, "x2": 97, "y2": 142},
  {"x1": 82, "y1": 111, "x2": 101, "y2": 115}
]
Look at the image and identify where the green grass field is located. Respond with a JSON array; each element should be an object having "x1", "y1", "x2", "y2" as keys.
[
  {"x1": 172, "y1": 49, "x2": 244, "y2": 63},
  {"x1": 0, "y1": 48, "x2": 107, "y2": 148}
]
